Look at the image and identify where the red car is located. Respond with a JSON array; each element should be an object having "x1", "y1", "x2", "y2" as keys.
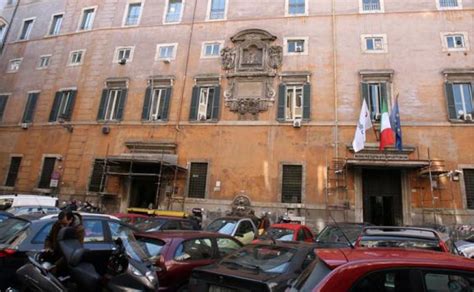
[
  {"x1": 135, "y1": 230, "x2": 243, "y2": 291},
  {"x1": 255, "y1": 223, "x2": 314, "y2": 243},
  {"x1": 288, "y1": 248, "x2": 474, "y2": 292},
  {"x1": 112, "y1": 213, "x2": 150, "y2": 225}
]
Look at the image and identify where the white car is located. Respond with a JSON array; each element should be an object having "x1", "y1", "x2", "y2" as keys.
[{"x1": 456, "y1": 234, "x2": 474, "y2": 258}]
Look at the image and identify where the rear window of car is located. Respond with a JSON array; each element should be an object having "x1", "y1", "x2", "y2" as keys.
[
  {"x1": 266, "y1": 228, "x2": 295, "y2": 241},
  {"x1": 293, "y1": 258, "x2": 332, "y2": 291},
  {"x1": 31, "y1": 222, "x2": 54, "y2": 244},
  {"x1": 136, "y1": 237, "x2": 166, "y2": 259},
  {"x1": 358, "y1": 237, "x2": 442, "y2": 251},
  {"x1": 0, "y1": 217, "x2": 30, "y2": 244},
  {"x1": 180, "y1": 220, "x2": 196, "y2": 230},
  {"x1": 316, "y1": 225, "x2": 362, "y2": 244},
  {"x1": 135, "y1": 218, "x2": 167, "y2": 232}
]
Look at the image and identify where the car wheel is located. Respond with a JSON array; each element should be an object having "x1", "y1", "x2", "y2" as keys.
[{"x1": 177, "y1": 284, "x2": 189, "y2": 292}]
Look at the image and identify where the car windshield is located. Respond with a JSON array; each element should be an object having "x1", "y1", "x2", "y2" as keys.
[
  {"x1": 264, "y1": 228, "x2": 295, "y2": 241},
  {"x1": 316, "y1": 225, "x2": 363, "y2": 245},
  {"x1": 134, "y1": 218, "x2": 167, "y2": 232},
  {"x1": 108, "y1": 221, "x2": 149, "y2": 262},
  {"x1": 0, "y1": 217, "x2": 29, "y2": 244},
  {"x1": 206, "y1": 219, "x2": 237, "y2": 235},
  {"x1": 222, "y1": 244, "x2": 296, "y2": 274}
]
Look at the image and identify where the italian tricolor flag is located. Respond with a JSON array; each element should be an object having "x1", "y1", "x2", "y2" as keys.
[{"x1": 379, "y1": 97, "x2": 395, "y2": 150}]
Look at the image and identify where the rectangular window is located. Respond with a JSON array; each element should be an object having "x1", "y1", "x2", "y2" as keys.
[
  {"x1": 38, "y1": 157, "x2": 56, "y2": 189},
  {"x1": 446, "y1": 34, "x2": 465, "y2": 49},
  {"x1": 158, "y1": 45, "x2": 175, "y2": 59},
  {"x1": 202, "y1": 41, "x2": 222, "y2": 58},
  {"x1": 361, "y1": 34, "x2": 387, "y2": 53},
  {"x1": 288, "y1": 39, "x2": 305, "y2": 53},
  {"x1": 465, "y1": 169, "x2": 474, "y2": 209},
  {"x1": 79, "y1": 8, "x2": 96, "y2": 30},
  {"x1": 88, "y1": 159, "x2": 105, "y2": 192},
  {"x1": 439, "y1": 0, "x2": 460, "y2": 9},
  {"x1": 22, "y1": 92, "x2": 39, "y2": 123},
  {"x1": 366, "y1": 37, "x2": 383, "y2": 50},
  {"x1": 49, "y1": 14, "x2": 63, "y2": 35},
  {"x1": 446, "y1": 83, "x2": 473, "y2": 120},
  {"x1": 37, "y1": 55, "x2": 51, "y2": 69},
  {"x1": 69, "y1": 50, "x2": 85, "y2": 65},
  {"x1": 282, "y1": 164, "x2": 303, "y2": 203},
  {"x1": 209, "y1": 0, "x2": 226, "y2": 20},
  {"x1": 19, "y1": 19, "x2": 34, "y2": 40},
  {"x1": 114, "y1": 47, "x2": 134, "y2": 63},
  {"x1": 5, "y1": 157, "x2": 22, "y2": 187},
  {"x1": 49, "y1": 90, "x2": 77, "y2": 122},
  {"x1": 124, "y1": 2, "x2": 142, "y2": 26},
  {"x1": 362, "y1": 0, "x2": 381, "y2": 11},
  {"x1": 278, "y1": 83, "x2": 310, "y2": 122},
  {"x1": 7, "y1": 58, "x2": 22, "y2": 73},
  {"x1": 0, "y1": 95, "x2": 8, "y2": 122},
  {"x1": 288, "y1": 0, "x2": 306, "y2": 15},
  {"x1": 188, "y1": 162, "x2": 208, "y2": 198},
  {"x1": 97, "y1": 86, "x2": 128, "y2": 121},
  {"x1": 165, "y1": 0, "x2": 183, "y2": 23},
  {"x1": 361, "y1": 82, "x2": 389, "y2": 121},
  {"x1": 198, "y1": 87, "x2": 213, "y2": 120}
]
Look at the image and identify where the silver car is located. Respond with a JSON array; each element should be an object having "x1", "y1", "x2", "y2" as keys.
[{"x1": 456, "y1": 234, "x2": 474, "y2": 258}]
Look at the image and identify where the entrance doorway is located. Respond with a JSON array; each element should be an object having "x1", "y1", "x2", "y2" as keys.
[
  {"x1": 129, "y1": 177, "x2": 158, "y2": 208},
  {"x1": 362, "y1": 169, "x2": 402, "y2": 226}
]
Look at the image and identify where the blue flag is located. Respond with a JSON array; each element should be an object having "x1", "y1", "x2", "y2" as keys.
[{"x1": 390, "y1": 96, "x2": 403, "y2": 151}]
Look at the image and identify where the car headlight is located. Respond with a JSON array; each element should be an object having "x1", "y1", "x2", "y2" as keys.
[
  {"x1": 145, "y1": 270, "x2": 157, "y2": 284},
  {"x1": 129, "y1": 264, "x2": 143, "y2": 277}
]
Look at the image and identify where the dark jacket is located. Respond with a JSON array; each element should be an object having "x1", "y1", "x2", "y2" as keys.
[{"x1": 45, "y1": 213, "x2": 85, "y2": 259}]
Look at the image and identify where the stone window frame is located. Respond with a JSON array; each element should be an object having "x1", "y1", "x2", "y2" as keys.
[
  {"x1": 359, "y1": 0, "x2": 384, "y2": 13},
  {"x1": 206, "y1": 0, "x2": 229, "y2": 21},
  {"x1": 113, "y1": 46, "x2": 135, "y2": 63},
  {"x1": 47, "y1": 12, "x2": 64, "y2": 36},
  {"x1": 77, "y1": 6, "x2": 97, "y2": 31},
  {"x1": 440, "y1": 32, "x2": 470, "y2": 52},
  {"x1": 285, "y1": 0, "x2": 308, "y2": 17},
  {"x1": 459, "y1": 164, "x2": 474, "y2": 211},
  {"x1": 68, "y1": 49, "x2": 86, "y2": 66},
  {"x1": 283, "y1": 37, "x2": 309, "y2": 56},
  {"x1": 200, "y1": 40, "x2": 224, "y2": 59},
  {"x1": 442, "y1": 69, "x2": 474, "y2": 123},
  {"x1": 436, "y1": 0, "x2": 463, "y2": 10},
  {"x1": 37, "y1": 54, "x2": 52, "y2": 70},
  {"x1": 6, "y1": 58, "x2": 22, "y2": 73},
  {"x1": 122, "y1": 0, "x2": 144, "y2": 27},
  {"x1": 155, "y1": 43, "x2": 178, "y2": 61},
  {"x1": 17, "y1": 17, "x2": 36, "y2": 41},
  {"x1": 278, "y1": 162, "x2": 306, "y2": 206},
  {"x1": 361, "y1": 34, "x2": 388, "y2": 54},
  {"x1": 163, "y1": 0, "x2": 185, "y2": 24},
  {"x1": 359, "y1": 69, "x2": 394, "y2": 122}
]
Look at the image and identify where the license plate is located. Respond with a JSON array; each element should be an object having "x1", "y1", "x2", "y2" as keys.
[{"x1": 209, "y1": 285, "x2": 236, "y2": 292}]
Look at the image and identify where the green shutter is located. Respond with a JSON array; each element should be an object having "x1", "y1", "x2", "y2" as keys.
[
  {"x1": 303, "y1": 83, "x2": 311, "y2": 121},
  {"x1": 380, "y1": 82, "x2": 388, "y2": 109},
  {"x1": 189, "y1": 86, "x2": 199, "y2": 121},
  {"x1": 361, "y1": 82, "x2": 369, "y2": 104},
  {"x1": 277, "y1": 84, "x2": 286, "y2": 121},
  {"x1": 22, "y1": 92, "x2": 39, "y2": 123},
  {"x1": 0, "y1": 95, "x2": 8, "y2": 121},
  {"x1": 445, "y1": 83, "x2": 457, "y2": 120},
  {"x1": 64, "y1": 90, "x2": 77, "y2": 121},
  {"x1": 161, "y1": 87, "x2": 172, "y2": 121},
  {"x1": 116, "y1": 89, "x2": 128, "y2": 120},
  {"x1": 211, "y1": 86, "x2": 221, "y2": 121},
  {"x1": 97, "y1": 89, "x2": 108, "y2": 120},
  {"x1": 206, "y1": 88, "x2": 214, "y2": 119},
  {"x1": 141, "y1": 87, "x2": 152, "y2": 120},
  {"x1": 49, "y1": 92, "x2": 62, "y2": 122}
]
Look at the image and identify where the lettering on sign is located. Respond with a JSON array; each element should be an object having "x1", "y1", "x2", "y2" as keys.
[{"x1": 354, "y1": 153, "x2": 409, "y2": 161}]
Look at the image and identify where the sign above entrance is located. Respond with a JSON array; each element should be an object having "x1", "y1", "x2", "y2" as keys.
[{"x1": 354, "y1": 153, "x2": 409, "y2": 161}]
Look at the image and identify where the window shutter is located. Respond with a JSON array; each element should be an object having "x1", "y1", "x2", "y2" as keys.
[
  {"x1": 88, "y1": 159, "x2": 105, "y2": 192},
  {"x1": 141, "y1": 86, "x2": 152, "y2": 120},
  {"x1": 23, "y1": 92, "x2": 39, "y2": 123},
  {"x1": 63, "y1": 90, "x2": 77, "y2": 121},
  {"x1": 361, "y1": 82, "x2": 369, "y2": 104},
  {"x1": 116, "y1": 89, "x2": 128, "y2": 121},
  {"x1": 48, "y1": 92, "x2": 62, "y2": 122},
  {"x1": 189, "y1": 86, "x2": 199, "y2": 121},
  {"x1": 445, "y1": 83, "x2": 457, "y2": 119},
  {"x1": 161, "y1": 87, "x2": 172, "y2": 121},
  {"x1": 38, "y1": 157, "x2": 56, "y2": 189},
  {"x1": 277, "y1": 84, "x2": 286, "y2": 121},
  {"x1": 380, "y1": 82, "x2": 388, "y2": 106},
  {"x1": 97, "y1": 89, "x2": 108, "y2": 120},
  {"x1": 5, "y1": 157, "x2": 22, "y2": 187},
  {"x1": 211, "y1": 86, "x2": 221, "y2": 121},
  {"x1": 0, "y1": 96, "x2": 8, "y2": 121},
  {"x1": 464, "y1": 169, "x2": 474, "y2": 209},
  {"x1": 303, "y1": 83, "x2": 311, "y2": 120}
]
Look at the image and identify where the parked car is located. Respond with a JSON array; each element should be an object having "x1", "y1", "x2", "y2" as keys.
[
  {"x1": 205, "y1": 216, "x2": 258, "y2": 244},
  {"x1": 135, "y1": 230, "x2": 243, "y2": 291},
  {"x1": 288, "y1": 247, "x2": 474, "y2": 292},
  {"x1": 456, "y1": 233, "x2": 474, "y2": 258},
  {"x1": 0, "y1": 211, "x2": 13, "y2": 222},
  {"x1": 0, "y1": 212, "x2": 151, "y2": 290},
  {"x1": 314, "y1": 222, "x2": 371, "y2": 248},
  {"x1": 0, "y1": 194, "x2": 57, "y2": 210},
  {"x1": 135, "y1": 216, "x2": 200, "y2": 232},
  {"x1": 255, "y1": 223, "x2": 314, "y2": 243},
  {"x1": 113, "y1": 212, "x2": 150, "y2": 225},
  {"x1": 189, "y1": 241, "x2": 317, "y2": 292},
  {"x1": 355, "y1": 226, "x2": 452, "y2": 253},
  {"x1": 6, "y1": 205, "x2": 60, "y2": 216}
]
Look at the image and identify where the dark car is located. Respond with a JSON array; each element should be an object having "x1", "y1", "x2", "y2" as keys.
[
  {"x1": 314, "y1": 222, "x2": 371, "y2": 248},
  {"x1": 189, "y1": 241, "x2": 317, "y2": 292},
  {"x1": 135, "y1": 216, "x2": 200, "y2": 232},
  {"x1": 135, "y1": 230, "x2": 243, "y2": 291},
  {"x1": 0, "y1": 212, "x2": 150, "y2": 290}
]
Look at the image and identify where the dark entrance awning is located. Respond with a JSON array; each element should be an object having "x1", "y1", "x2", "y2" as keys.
[
  {"x1": 345, "y1": 159, "x2": 430, "y2": 169},
  {"x1": 105, "y1": 154, "x2": 187, "y2": 177}
]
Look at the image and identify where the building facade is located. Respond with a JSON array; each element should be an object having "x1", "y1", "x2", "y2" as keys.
[{"x1": 0, "y1": 0, "x2": 473, "y2": 229}]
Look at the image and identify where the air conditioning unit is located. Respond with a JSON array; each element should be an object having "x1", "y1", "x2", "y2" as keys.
[
  {"x1": 21, "y1": 123, "x2": 29, "y2": 129},
  {"x1": 292, "y1": 118, "x2": 302, "y2": 128},
  {"x1": 463, "y1": 113, "x2": 473, "y2": 121},
  {"x1": 118, "y1": 58, "x2": 127, "y2": 65},
  {"x1": 162, "y1": 58, "x2": 171, "y2": 64},
  {"x1": 295, "y1": 45, "x2": 303, "y2": 52},
  {"x1": 198, "y1": 113, "x2": 207, "y2": 121},
  {"x1": 374, "y1": 113, "x2": 381, "y2": 121},
  {"x1": 102, "y1": 126, "x2": 110, "y2": 134}
]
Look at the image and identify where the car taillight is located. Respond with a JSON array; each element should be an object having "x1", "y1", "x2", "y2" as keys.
[{"x1": 0, "y1": 248, "x2": 16, "y2": 258}]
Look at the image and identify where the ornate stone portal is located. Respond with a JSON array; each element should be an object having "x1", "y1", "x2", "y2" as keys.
[{"x1": 221, "y1": 29, "x2": 283, "y2": 120}]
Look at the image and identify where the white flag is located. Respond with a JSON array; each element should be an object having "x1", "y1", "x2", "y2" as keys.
[{"x1": 352, "y1": 100, "x2": 373, "y2": 152}]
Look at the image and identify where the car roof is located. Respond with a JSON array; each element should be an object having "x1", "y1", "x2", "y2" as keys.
[
  {"x1": 317, "y1": 247, "x2": 473, "y2": 270},
  {"x1": 112, "y1": 213, "x2": 149, "y2": 218},
  {"x1": 137, "y1": 230, "x2": 237, "y2": 239},
  {"x1": 40, "y1": 213, "x2": 120, "y2": 220},
  {"x1": 211, "y1": 216, "x2": 254, "y2": 221},
  {"x1": 270, "y1": 223, "x2": 307, "y2": 230},
  {"x1": 325, "y1": 222, "x2": 372, "y2": 227},
  {"x1": 248, "y1": 240, "x2": 317, "y2": 249},
  {"x1": 8, "y1": 205, "x2": 58, "y2": 208}
]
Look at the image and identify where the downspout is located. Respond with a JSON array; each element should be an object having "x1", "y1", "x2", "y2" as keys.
[
  {"x1": 174, "y1": 0, "x2": 198, "y2": 140},
  {"x1": 0, "y1": 0, "x2": 21, "y2": 55},
  {"x1": 332, "y1": 0, "x2": 339, "y2": 158}
]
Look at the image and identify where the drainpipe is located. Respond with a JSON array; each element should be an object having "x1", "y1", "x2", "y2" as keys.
[
  {"x1": 0, "y1": 0, "x2": 20, "y2": 55},
  {"x1": 332, "y1": 0, "x2": 339, "y2": 159}
]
